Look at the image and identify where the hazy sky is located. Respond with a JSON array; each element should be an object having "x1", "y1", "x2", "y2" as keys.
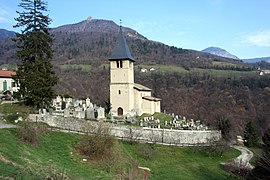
[{"x1": 1, "y1": 0, "x2": 269, "y2": 59}]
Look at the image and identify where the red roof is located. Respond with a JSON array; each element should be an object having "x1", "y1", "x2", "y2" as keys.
[{"x1": 0, "y1": 70, "x2": 16, "y2": 78}]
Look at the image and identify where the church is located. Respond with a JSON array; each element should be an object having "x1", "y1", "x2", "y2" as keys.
[{"x1": 109, "y1": 27, "x2": 161, "y2": 116}]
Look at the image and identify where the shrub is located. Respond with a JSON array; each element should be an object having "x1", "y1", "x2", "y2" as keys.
[
  {"x1": 223, "y1": 162, "x2": 251, "y2": 179},
  {"x1": 5, "y1": 113, "x2": 20, "y2": 123},
  {"x1": 19, "y1": 122, "x2": 38, "y2": 145},
  {"x1": 76, "y1": 123, "x2": 116, "y2": 160}
]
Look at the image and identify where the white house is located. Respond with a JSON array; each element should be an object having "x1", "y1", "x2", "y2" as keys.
[
  {"x1": 0, "y1": 70, "x2": 18, "y2": 93},
  {"x1": 109, "y1": 27, "x2": 161, "y2": 116}
]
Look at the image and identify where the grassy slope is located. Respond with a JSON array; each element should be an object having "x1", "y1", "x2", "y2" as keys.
[
  {"x1": 121, "y1": 142, "x2": 240, "y2": 180},
  {"x1": 0, "y1": 129, "x2": 111, "y2": 179},
  {"x1": 249, "y1": 147, "x2": 263, "y2": 165},
  {"x1": 0, "y1": 128, "x2": 240, "y2": 179}
]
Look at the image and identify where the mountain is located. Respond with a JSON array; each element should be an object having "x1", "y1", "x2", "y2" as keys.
[
  {"x1": 0, "y1": 29, "x2": 15, "y2": 41},
  {"x1": 0, "y1": 17, "x2": 245, "y2": 66},
  {"x1": 242, "y1": 57, "x2": 270, "y2": 63},
  {"x1": 202, "y1": 47, "x2": 239, "y2": 60}
]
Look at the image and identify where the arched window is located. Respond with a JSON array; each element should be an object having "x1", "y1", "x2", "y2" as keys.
[
  {"x1": 119, "y1": 90, "x2": 121, "y2": 94},
  {"x1": 120, "y1": 61, "x2": 123, "y2": 68}
]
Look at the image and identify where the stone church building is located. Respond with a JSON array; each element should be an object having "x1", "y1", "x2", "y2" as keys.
[{"x1": 109, "y1": 27, "x2": 161, "y2": 116}]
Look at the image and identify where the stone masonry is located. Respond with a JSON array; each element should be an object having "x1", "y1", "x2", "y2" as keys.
[{"x1": 29, "y1": 114, "x2": 221, "y2": 146}]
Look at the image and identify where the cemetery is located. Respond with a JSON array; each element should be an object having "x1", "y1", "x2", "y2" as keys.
[
  {"x1": 51, "y1": 95, "x2": 105, "y2": 120},
  {"x1": 50, "y1": 95, "x2": 209, "y2": 132},
  {"x1": 138, "y1": 113, "x2": 209, "y2": 131},
  {"x1": 26, "y1": 97, "x2": 220, "y2": 146}
]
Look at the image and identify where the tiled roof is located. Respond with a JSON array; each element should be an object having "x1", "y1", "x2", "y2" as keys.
[
  {"x1": 143, "y1": 96, "x2": 161, "y2": 101},
  {"x1": 109, "y1": 27, "x2": 135, "y2": 61},
  {"x1": 0, "y1": 70, "x2": 16, "y2": 78},
  {"x1": 134, "y1": 83, "x2": 151, "y2": 91}
]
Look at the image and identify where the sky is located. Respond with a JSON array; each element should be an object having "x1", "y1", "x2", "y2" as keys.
[{"x1": 0, "y1": 0, "x2": 270, "y2": 59}]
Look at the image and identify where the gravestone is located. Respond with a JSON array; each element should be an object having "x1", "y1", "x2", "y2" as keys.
[
  {"x1": 140, "y1": 120, "x2": 144, "y2": 127},
  {"x1": 78, "y1": 111, "x2": 85, "y2": 119},
  {"x1": 86, "y1": 98, "x2": 91, "y2": 107},
  {"x1": 64, "y1": 109, "x2": 70, "y2": 118},
  {"x1": 56, "y1": 95, "x2": 62, "y2": 103},
  {"x1": 126, "y1": 113, "x2": 132, "y2": 123},
  {"x1": 73, "y1": 100, "x2": 80, "y2": 107},
  {"x1": 75, "y1": 107, "x2": 82, "y2": 112},
  {"x1": 86, "y1": 108, "x2": 95, "y2": 119},
  {"x1": 97, "y1": 107, "x2": 105, "y2": 120}
]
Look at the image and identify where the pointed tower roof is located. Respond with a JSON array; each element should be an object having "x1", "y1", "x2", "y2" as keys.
[{"x1": 109, "y1": 27, "x2": 135, "y2": 62}]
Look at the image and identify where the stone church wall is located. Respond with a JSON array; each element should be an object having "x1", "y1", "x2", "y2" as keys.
[{"x1": 28, "y1": 114, "x2": 221, "y2": 146}]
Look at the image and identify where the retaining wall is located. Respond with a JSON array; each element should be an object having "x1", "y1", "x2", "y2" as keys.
[{"x1": 28, "y1": 114, "x2": 221, "y2": 146}]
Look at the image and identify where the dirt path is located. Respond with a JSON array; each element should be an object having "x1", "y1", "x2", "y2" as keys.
[
  {"x1": 231, "y1": 145, "x2": 254, "y2": 169},
  {"x1": 0, "y1": 120, "x2": 16, "y2": 129}
]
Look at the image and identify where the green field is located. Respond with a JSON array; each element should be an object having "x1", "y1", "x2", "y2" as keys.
[
  {"x1": 136, "y1": 65, "x2": 188, "y2": 73},
  {"x1": 212, "y1": 61, "x2": 239, "y2": 67},
  {"x1": 0, "y1": 128, "x2": 240, "y2": 179},
  {"x1": 135, "y1": 64, "x2": 256, "y2": 77}
]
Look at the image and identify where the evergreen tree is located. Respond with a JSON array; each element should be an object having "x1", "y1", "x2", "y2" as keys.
[
  {"x1": 13, "y1": 0, "x2": 58, "y2": 109},
  {"x1": 244, "y1": 121, "x2": 259, "y2": 147},
  {"x1": 262, "y1": 128, "x2": 270, "y2": 149},
  {"x1": 248, "y1": 128, "x2": 270, "y2": 180},
  {"x1": 218, "y1": 116, "x2": 232, "y2": 141}
]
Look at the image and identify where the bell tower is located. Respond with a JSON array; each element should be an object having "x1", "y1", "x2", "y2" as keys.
[{"x1": 109, "y1": 26, "x2": 135, "y2": 116}]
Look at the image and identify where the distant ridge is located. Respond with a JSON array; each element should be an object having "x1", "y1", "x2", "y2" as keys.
[
  {"x1": 202, "y1": 46, "x2": 239, "y2": 60},
  {"x1": 0, "y1": 29, "x2": 15, "y2": 41},
  {"x1": 242, "y1": 57, "x2": 270, "y2": 63}
]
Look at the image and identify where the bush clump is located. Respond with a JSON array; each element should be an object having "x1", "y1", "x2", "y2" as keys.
[
  {"x1": 76, "y1": 123, "x2": 116, "y2": 160},
  {"x1": 19, "y1": 122, "x2": 38, "y2": 145}
]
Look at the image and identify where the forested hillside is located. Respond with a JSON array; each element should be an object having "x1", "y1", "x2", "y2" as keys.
[{"x1": 1, "y1": 18, "x2": 270, "y2": 136}]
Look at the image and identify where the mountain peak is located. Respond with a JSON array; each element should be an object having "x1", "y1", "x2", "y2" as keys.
[
  {"x1": 202, "y1": 46, "x2": 239, "y2": 60},
  {"x1": 87, "y1": 16, "x2": 93, "y2": 22},
  {"x1": 51, "y1": 18, "x2": 147, "y2": 41}
]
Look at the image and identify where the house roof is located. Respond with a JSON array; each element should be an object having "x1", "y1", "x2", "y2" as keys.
[
  {"x1": 134, "y1": 83, "x2": 151, "y2": 91},
  {"x1": 143, "y1": 96, "x2": 161, "y2": 101},
  {"x1": 0, "y1": 70, "x2": 16, "y2": 78},
  {"x1": 109, "y1": 27, "x2": 135, "y2": 62}
]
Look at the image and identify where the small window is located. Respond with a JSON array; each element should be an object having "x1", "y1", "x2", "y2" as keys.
[
  {"x1": 119, "y1": 90, "x2": 121, "y2": 94},
  {"x1": 116, "y1": 61, "x2": 120, "y2": 68},
  {"x1": 120, "y1": 61, "x2": 123, "y2": 68}
]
